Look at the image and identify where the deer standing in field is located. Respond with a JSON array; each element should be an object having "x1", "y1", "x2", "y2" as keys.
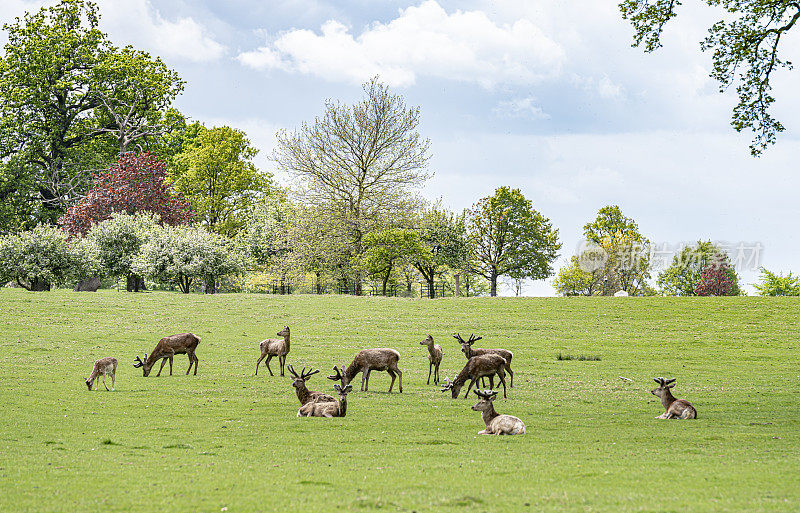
[
  {"x1": 651, "y1": 377, "x2": 697, "y2": 419},
  {"x1": 256, "y1": 326, "x2": 291, "y2": 376},
  {"x1": 133, "y1": 333, "x2": 200, "y2": 377},
  {"x1": 454, "y1": 333, "x2": 514, "y2": 387},
  {"x1": 288, "y1": 365, "x2": 335, "y2": 405},
  {"x1": 441, "y1": 354, "x2": 508, "y2": 399},
  {"x1": 297, "y1": 384, "x2": 353, "y2": 417},
  {"x1": 420, "y1": 334, "x2": 443, "y2": 385},
  {"x1": 85, "y1": 357, "x2": 118, "y2": 391},
  {"x1": 471, "y1": 389, "x2": 526, "y2": 435},
  {"x1": 327, "y1": 348, "x2": 403, "y2": 393}
]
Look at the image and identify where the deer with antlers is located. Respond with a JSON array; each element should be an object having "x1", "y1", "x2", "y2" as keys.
[
  {"x1": 85, "y1": 357, "x2": 118, "y2": 391},
  {"x1": 651, "y1": 377, "x2": 697, "y2": 419},
  {"x1": 420, "y1": 334, "x2": 443, "y2": 385},
  {"x1": 297, "y1": 384, "x2": 353, "y2": 417},
  {"x1": 255, "y1": 326, "x2": 291, "y2": 376},
  {"x1": 441, "y1": 353, "x2": 508, "y2": 399},
  {"x1": 288, "y1": 365, "x2": 335, "y2": 405},
  {"x1": 454, "y1": 333, "x2": 514, "y2": 387},
  {"x1": 133, "y1": 333, "x2": 200, "y2": 377},
  {"x1": 327, "y1": 348, "x2": 403, "y2": 393},
  {"x1": 471, "y1": 389, "x2": 526, "y2": 435}
]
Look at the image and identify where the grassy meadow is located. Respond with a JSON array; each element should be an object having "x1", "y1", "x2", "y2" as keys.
[{"x1": 0, "y1": 289, "x2": 798, "y2": 512}]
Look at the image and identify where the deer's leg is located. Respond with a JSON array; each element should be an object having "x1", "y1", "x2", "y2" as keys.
[
  {"x1": 395, "y1": 365, "x2": 402, "y2": 393},
  {"x1": 193, "y1": 353, "x2": 198, "y2": 375},
  {"x1": 157, "y1": 357, "x2": 168, "y2": 377},
  {"x1": 168, "y1": 356, "x2": 173, "y2": 376},
  {"x1": 435, "y1": 363, "x2": 440, "y2": 384},
  {"x1": 111, "y1": 372, "x2": 115, "y2": 391},
  {"x1": 255, "y1": 352, "x2": 266, "y2": 375},
  {"x1": 498, "y1": 373, "x2": 507, "y2": 399},
  {"x1": 488, "y1": 375, "x2": 495, "y2": 390},
  {"x1": 465, "y1": 378, "x2": 477, "y2": 398},
  {"x1": 265, "y1": 355, "x2": 274, "y2": 376},
  {"x1": 387, "y1": 369, "x2": 396, "y2": 393},
  {"x1": 102, "y1": 374, "x2": 109, "y2": 391},
  {"x1": 279, "y1": 355, "x2": 286, "y2": 377},
  {"x1": 364, "y1": 369, "x2": 371, "y2": 391},
  {"x1": 427, "y1": 362, "x2": 432, "y2": 385},
  {"x1": 507, "y1": 365, "x2": 514, "y2": 388}
]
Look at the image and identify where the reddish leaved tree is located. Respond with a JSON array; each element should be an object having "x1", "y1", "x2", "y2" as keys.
[
  {"x1": 60, "y1": 153, "x2": 193, "y2": 236},
  {"x1": 694, "y1": 253, "x2": 740, "y2": 296}
]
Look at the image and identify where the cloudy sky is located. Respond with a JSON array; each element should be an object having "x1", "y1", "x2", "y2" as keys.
[{"x1": 3, "y1": 0, "x2": 798, "y2": 295}]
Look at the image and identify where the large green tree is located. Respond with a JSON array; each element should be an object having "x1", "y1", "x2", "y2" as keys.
[
  {"x1": 412, "y1": 206, "x2": 470, "y2": 298},
  {"x1": 169, "y1": 125, "x2": 272, "y2": 236},
  {"x1": 620, "y1": 0, "x2": 800, "y2": 156},
  {"x1": 273, "y1": 77, "x2": 431, "y2": 294},
  {"x1": 468, "y1": 187, "x2": 560, "y2": 297},
  {"x1": 358, "y1": 228, "x2": 428, "y2": 296},
  {"x1": 657, "y1": 240, "x2": 721, "y2": 296},
  {"x1": 0, "y1": 0, "x2": 183, "y2": 226}
]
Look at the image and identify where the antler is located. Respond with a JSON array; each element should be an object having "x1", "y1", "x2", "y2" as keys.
[
  {"x1": 452, "y1": 333, "x2": 465, "y2": 343},
  {"x1": 303, "y1": 368, "x2": 320, "y2": 380},
  {"x1": 665, "y1": 378, "x2": 676, "y2": 385},
  {"x1": 440, "y1": 377, "x2": 453, "y2": 392},
  {"x1": 133, "y1": 356, "x2": 143, "y2": 368},
  {"x1": 288, "y1": 365, "x2": 299, "y2": 378},
  {"x1": 327, "y1": 365, "x2": 343, "y2": 381}
]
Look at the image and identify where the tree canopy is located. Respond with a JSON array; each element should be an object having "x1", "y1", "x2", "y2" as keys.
[{"x1": 620, "y1": 0, "x2": 800, "y2": 156}]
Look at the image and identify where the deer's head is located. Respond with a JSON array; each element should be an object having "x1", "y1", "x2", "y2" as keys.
[
  {"x1": 651, "y1": 377, "x2": 676, "y2": 399},
  {"x1": 472, "y1": 389, "x2": 498, "y2": 412},
  {"x1": 333, "y1": 383, "x2": 353, "y2": 402},
  {"x1": 440, "y1": 377, "x2": 462, "y2": 399},
  {"x1": 84, "y1": 378, "x2": 93, "y2": 391},
  {"x1": 277, "y1": 326, "x2": 290, "y2": 338},
  {"x1": 453, "y1": 333, "x2": 482, "y2": 356},
  {"x1": 289, "y1": 365, "x2": 319, "y2": 389},
  {"x1": 420, "y1": 334, "x2": 434, "y2": 346},
  {"x1": 133, "y1": 354, "x2": 152, "y2": 377}
]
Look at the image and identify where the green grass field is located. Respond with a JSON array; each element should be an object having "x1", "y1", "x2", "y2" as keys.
[{"x1": 1, "y1": 290, "x2": 798, "y2": 512}]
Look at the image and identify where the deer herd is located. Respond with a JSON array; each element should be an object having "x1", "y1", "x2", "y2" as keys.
[{"x1": 85, "y1": 327, "x2": 698, "y2": 435}]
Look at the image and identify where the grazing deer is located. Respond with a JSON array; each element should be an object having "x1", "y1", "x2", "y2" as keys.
[
  {"x1": 133, "y1": 333, "x2": 200, "y2": 377},
  {"x1": 472, "y1": 389, "x2": 526, "y2": 435},
  {"x1": 651, "y1": 377, "x2": 697, "y2": 419},
  {"x1": 85, "y1": 357, "x2": 118, "y2": 391},
  {"x1": 420, "y1": 334, "x2": 443, "y2": 385},
  {"x1": 441, "y1": 354, "x2": 508, "y2": 399},
  {"x1": 288, "y1": 365, "x2": 335, "y2": 405},
  {"x1": 256, "y1": 326, "x2": 291, "y2": 376},
  {"x1": 454, "y1": 333, "x2": 514, "y2": 387},
  {"x1": 327, "y1": 348, "x2": 403, "y2": 393},
  {"x1": 297, "y1": 384, "x2": 353, "y2": 417}
]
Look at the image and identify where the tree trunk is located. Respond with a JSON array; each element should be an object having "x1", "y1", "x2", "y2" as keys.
[
  {"x1": 427, "y1": 277, "x2": 435, "y2": 299},
  {"x1": 205, "y1": 276, "x2": 216, "y2": 294},
  {"x1": 74, "y1": 277, "x2": 101, "y2": 292},
  {"x1": 29, "y1": 277, "x2": 51, "y2": 291},
  {"x1": 126, "y1": 274, "x2": 146, "y2": 292},
  {"x1": 454, "y1": 274, "x2": 461, "y2": 297},
  {"x1": 315, "y1": 272, "x2": 322, "y2": 294},
  {"x1": 490, "y1": 270, "x2": 498, "y2": 297}
]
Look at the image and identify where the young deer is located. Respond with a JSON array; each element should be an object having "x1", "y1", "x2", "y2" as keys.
[
  {"x1": 454, "y1": 333, "x2": 514, "y2": 387},
  {"x1": 133, "y1": 333, "x2": 200, "y2": 377},
  {"x1": 651, "y1": 377, "x2": 697, "y2": 419},
  {"x1": 256, "y1": 326, "x2": 291, "y2": 376},
  {"x1": 420, "y1": 334, "x2": 443, "y2": 385},
  {"x1": 327, "y1": 348, "x2": 403, "y2": 393},
  {"x1": 471, "y1": 389, "x2": 526, "y2": 435},
  {"x1": 297, "y1": 384, "x2": 353, "y2": 417},
  {"x1": 85, "y1": 357, "x2": 118, "y2": 391},
  {"x1": 440, "y1": 354, "x2": 508, "y2": 399},
  {"x1": 288, "y1": 365, "x2": 335, "y2": 405}
]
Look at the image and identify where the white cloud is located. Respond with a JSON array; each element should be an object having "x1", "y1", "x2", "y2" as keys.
[
  {"x1": 97, "y1": 0, "x2": 226, "y2": 63},
  {"x1": 493, "y1": 96, "x2": 550, "y2": 119},
  {"x1": 237, "y1": 0, "x2": 564, "y2": 88}
]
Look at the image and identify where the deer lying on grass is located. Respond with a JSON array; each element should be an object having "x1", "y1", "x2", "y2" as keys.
[
  {"x1": 297, "y1": 384, "x2": 353, "y2": 417},
  {"x1": 327, "y1": 348, "x2": 403, "y2": 393},
  {"x1": 288, "y1": 365, "x2": 335, "y2": 405},
  {"x1": 420, "y1": 334, "x2": 443, "y2": 385},
  {"x1": 256, "y1": 326, "x2": 291, "y2": 376},
  {"x1": 85, "y1": 357, "x2": 118, "y2": 391},
  {"x1": 472, "y1": 389, "x2": 526, "y2": 435},
  {"x1": 454, "y1": 333, "x2": 514, "y2": 387},
  {"x1": 441, "y1": 354, "x2": 508, "y2": 399},
  {"x1": 133, "y1": 333, "x2": 200, "y2": 377},
  {"x1": 651, "y1": 377, "x2": 697, "y2": 419}
]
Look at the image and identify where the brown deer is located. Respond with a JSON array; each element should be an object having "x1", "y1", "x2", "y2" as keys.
[
  {"x1": 288, "y1": 365, "x2": 335, "y2": 405},
  {"x1": 440, "y1": 354, "x2": 508, "y2": 399},
  {"x1": 651, "y1": 378, "x2": 697, "y2": 419},
  {"x1": 297, "y1": 384, "x2": 353, "y2": 417},
  {"x1": 471, "y1": 389, "x2": 526, "y2": 435},
  {"x1": 133, "y1": 333, "x2": 200, "y2": 377},
  {"x1": 85, "y1": 357, "x2": 118, "y2": 391},
  {"x1": 327, "y1": 348, "x2": 403, "y2": 393},
  {"x1": 420, "y1": 334, "x2": 443, "y2": 385},
  {"x1": 454, "y1": 333, "x2": 514, "y2": 387},
  {"x1": 256, "y1": 326, "x2": 291, "y2": 376}
]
